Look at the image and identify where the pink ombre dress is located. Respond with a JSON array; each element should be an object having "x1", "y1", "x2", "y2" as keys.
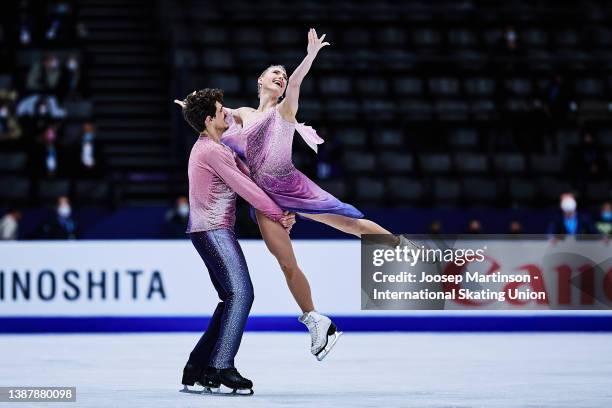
[{"x1": 222, "y1": 106, "x2": 363, "y2": 219}]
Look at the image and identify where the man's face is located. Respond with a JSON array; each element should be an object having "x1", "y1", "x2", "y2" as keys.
[{"x1": 208, "y1": 101, "x2": 228, "y2": 132}]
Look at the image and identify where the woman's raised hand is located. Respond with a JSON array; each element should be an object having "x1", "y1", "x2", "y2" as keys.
[{"x1": 306, "y1": 28, "x2": 330, "y2": 56}]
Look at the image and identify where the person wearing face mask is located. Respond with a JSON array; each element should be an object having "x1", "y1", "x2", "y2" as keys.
[
  {"x1": 163, "y1": 196, "x2": 191, "y2": 239},
  {"x1": 40, "y1": 196, "x2": 79, "y2": 240},
  {"x1": 547, "y1": 193, "x2": 595, "y2": 237},
  {"x1": 59, "y1": 54, "x2": 82, "y2": 100},
  {"x1": 595, "y1": 202, "x2": 612, "y2": 236}
]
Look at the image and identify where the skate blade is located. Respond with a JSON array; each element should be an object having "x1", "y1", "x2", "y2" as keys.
[
  {"x1": 203, "y1": 385, "x2": 253, "y2": 397},
  {"x1": 180, "y1": 384, "x2": 206, "y2": 394},
  {"x1": 316, "y1": 331, "x2": 343, "y2": 361}
]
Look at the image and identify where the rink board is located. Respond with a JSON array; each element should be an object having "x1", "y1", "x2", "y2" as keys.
[{"x1": 1, "y1": 240, "x2": 611, "y2": 333}]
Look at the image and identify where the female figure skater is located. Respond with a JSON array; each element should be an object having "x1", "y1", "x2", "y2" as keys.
[{"x1": 218, "y1": 29, "x2": 409, "y2": 357}]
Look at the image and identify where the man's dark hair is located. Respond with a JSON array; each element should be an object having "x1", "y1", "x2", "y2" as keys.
[{"x1": 181, "y1": 88, "x2": 224, "y2": 133}]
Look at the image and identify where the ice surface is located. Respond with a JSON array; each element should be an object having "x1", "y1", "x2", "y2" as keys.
[{"x1": 0, "y1": 332, "x2": 611, "y2": 407}]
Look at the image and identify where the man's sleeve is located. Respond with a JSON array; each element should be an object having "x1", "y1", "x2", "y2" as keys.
[{"x1": 209, "y1": 147, "x2": 284, "y2": 222}]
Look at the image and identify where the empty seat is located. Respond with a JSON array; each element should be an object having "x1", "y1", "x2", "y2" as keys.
[
  {"x1": 586, "y1": 181, "x2": 611, "y2": 203},
  {"x1": 509, "y1": 178, "x2": 537, "y2": 204},
  {"x1": 357, "y1": 78, "x2": 388, "y2": 94},
  {"x1": 75, "y1": 180, "x2": 110, "y2": 203},
  {"x1": 378, "y1": 152, "x2": 413, "y2": 173},
  {"x1": 361, "y1": 99, "x2": 395, "y2": 119},
  {"x1": 394, "y1": 77, "x2": 423, "y2": 95},
  {"x1": 555, "y1": 30, "x2": 580, "y2": 48},
  {"x1": 448, "y1": 29, "x2": 477, "y2": 48},
  {"x1": 343, "y1": 151, "x2": 376, "y2": 173},
  {"x1": 399, "y1": 100, "x2": 433, "y2": 120},
  {"x1": 435, "y1": 100, "x2": 468, "y2": 121},
  {"x1": 454, "y1": 153, "x2": 488, "y2": 173},
  {"x1": 38, "y1": 179, "x2": 70, "y2": 201},
  {"x1": 319, "y1": 76, "x2": 351, "y2": 95},
  {"x1": 201, "y1": 49, "x2": 234, "y2": 69},
  {"x1": 537, "y1": 178, "x2": 573, "y2": 201},
  {"x1": 420, "y1": 154, "x2": 451, "y2": 173},
  {"x1": 0, "y1": 153, "x2": 27, "y2": 172},
  {"x1": 493, "y1": 154, "x2": 526, "y2": 174},
  {"x1": 0, "y1": 177, "x2": 30, "y2": 201},
  {"x1": 327, "y1": 99, "x2": 359, "y2": 120},
  {"x1": 505, "y1": 78, "x2": 532, "y2": 95},
  {"x1": 465, "y1": 77, "x2": 495, "y2": 96},
  {"x1": 342, "y1": 28, "x2": 371, "y2": 46},
  {"x1": 530, "y1": 155, "x2": 562, "y2": 174},
  {"x1": 463, "y1": 178, "x2": 499, "y2": 203},
  {"x1": 575, "y1": 78, "x2": 604, "y2": 96},
  {"x1": 429, "y1": 78, "x2": 460, "y2": 96},
  {"x1": 335, "y1": 128, "x2": 367, "y2": 147},
  {"x1": 379, "y1": 27, "x2": 406, "y2": 47},
  {"x1": 375, "y1": 129, "x2": 403, "y2": 147},
  {"x1": 208, "y1": 74, "x2": 241, "y2": 93},
  {"x1": 432, "y1": 178, "x2": 460, "y2": 203},
  {"x1": 413, "y1": 29, "x2": 441, "y2": 47},
  {"x1": 556, "y1": 128, "x2": 581, "y2": 150},
  {"x1": 355, "y1": 178, "x2": 385, "y2": 201},
  {"x1": 448, "y1": 128, "x2": 478, "y2": 149},
  {"x1": 387, "y1": 178, "x2": 424, "y2": 202},
  {"x1": 522, "y1": 29, "x2": 548, "y2": 48},
  {"x1": 596, "y1": 128, "x2": 612, "y2": 147},
  {"x1": 268, "y1": 27, "x2": 300, "y2": 45},
  {"x1": 234, "y1": 27, "x2": 264, "y2": 45},
  {"x1": 195, "y1": 28, "x2": 228, "y2": 45},
  {"x1": 470, "y1": 100, "x2": 496, "y2": 120}
]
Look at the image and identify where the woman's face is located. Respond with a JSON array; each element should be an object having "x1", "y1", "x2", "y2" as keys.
[{"x1": 258, "y1": 66, "x2": 287, "y2": 98}]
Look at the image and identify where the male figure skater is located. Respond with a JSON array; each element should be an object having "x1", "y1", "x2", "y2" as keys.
[{"x1": 177, "y1": 89, "x2": 295, "y2": 395}]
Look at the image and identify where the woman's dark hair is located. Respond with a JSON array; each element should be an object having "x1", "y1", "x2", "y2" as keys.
[{"x1": 180, "y1": 88, "x2": 224, "y2": 133}]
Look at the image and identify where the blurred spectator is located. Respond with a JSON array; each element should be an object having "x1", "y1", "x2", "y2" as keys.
[
  {"x1": 466, "y1": 219, "x2": 483, "y2": 234},
  {"x1": 17, "y1": 94, "x2": 66, "y2": 119},
  {"x1": 59, "y1": 121, "x2": 102, "y2": 177},
  {"x1": 547, "y1": 193, "x2": 594, "y2": 236},
  {"x1": 566, "y1": 131, "x2": 608, "y2": 186},
  {"x1": 0, "y1": 209, "x2": 22, "y2": 240},
  {"x1": 509, "y1": 220, "x2": 523, "y2": 234},
  {"x1": 163, "y1": 196, "x2": 189, "y2": 238},
  {"x1": 58, "y1": 54, "x2": 82, "y2": 99},
  {"x1": 594, "y1": 202, "x2": 612, "y2": 236},
  {"x1": 27, "y1": 54, "x2": 63, "y2": 93},
  {"x1": 40, "y1": 196, "x2": 78, "y2": 239},
  {"x1": 501, "y1": 26, "x2": 520, "y2": 54},
  {"x1": 0, "y1": 91, "x2": 22, "y2": 141},
  {"x1": 429, "y1": 220, "x2": 443, "y2": 235}
]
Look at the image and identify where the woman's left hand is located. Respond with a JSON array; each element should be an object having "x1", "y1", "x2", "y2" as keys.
[{"x1": 306, "y1": 28, "x2": 330, "y2": 56}]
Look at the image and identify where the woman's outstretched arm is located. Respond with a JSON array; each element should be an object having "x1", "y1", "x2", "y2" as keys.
[{"x1": 282, "y1": 28, "x2": 330, "y2": 117}]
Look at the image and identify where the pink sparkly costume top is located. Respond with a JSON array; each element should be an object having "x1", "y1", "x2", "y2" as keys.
[
  {"x1": 221, "y1": 106, "x2": 363, "y2": 218},
  {"x1": 186, "y1": 135, "x2": 284, "y2": 233}
]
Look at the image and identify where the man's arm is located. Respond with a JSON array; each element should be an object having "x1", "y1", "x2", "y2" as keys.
[{"x1": 210, "y1": 147, "x2": 285, "y2": 223}]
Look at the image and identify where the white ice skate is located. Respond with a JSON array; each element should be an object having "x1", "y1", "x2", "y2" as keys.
[{"x1": 299, "y1": 311, "x2": 343, "y2": 361}]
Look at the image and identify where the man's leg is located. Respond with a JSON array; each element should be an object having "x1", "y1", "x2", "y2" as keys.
[{"x1": 190, "y1": 228, "x2": 254, "y2": 369}]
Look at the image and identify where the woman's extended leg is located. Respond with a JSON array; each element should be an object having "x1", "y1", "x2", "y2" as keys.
[
  {"x1": 299, "y1": 213, "x2": 401, "y2": 246},
  {"x1": 255, "y1": 210, "x2": 315, "y2": 313}
]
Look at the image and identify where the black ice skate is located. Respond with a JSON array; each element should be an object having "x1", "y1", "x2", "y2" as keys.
[
  {"x1": 180, "y1": 363, "x2": 210, "y2": 394},
  {"x1": 203, "y1": 367, "x2": 254, "y2": 396}
]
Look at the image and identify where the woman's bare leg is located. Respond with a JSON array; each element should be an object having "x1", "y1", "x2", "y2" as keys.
[
  {"x1": 256, "y1": 210, "x2": 315, "y2": 313},
  {"x1": 299, "y1": 213, "x2": 400, "y2": 246}
]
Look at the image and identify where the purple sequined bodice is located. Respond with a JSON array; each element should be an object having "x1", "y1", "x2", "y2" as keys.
[{"x1": 244, "y1": 107, "x2": 296, "y2": 180}]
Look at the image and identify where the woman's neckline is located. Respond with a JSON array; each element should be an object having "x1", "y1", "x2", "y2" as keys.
[{"x1": 243, "y1": 105, "x2": 297, "y2": 130}]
